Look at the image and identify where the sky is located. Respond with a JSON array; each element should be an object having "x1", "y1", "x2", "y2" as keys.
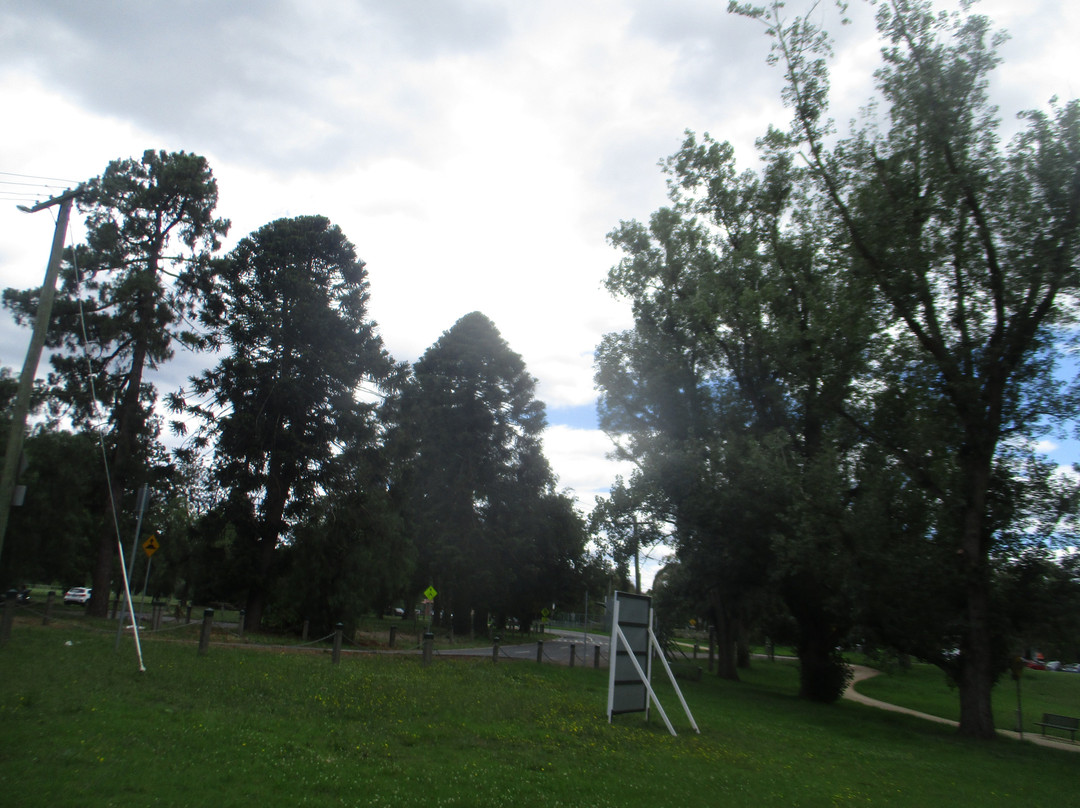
[{"x1": 1, "y1": 0, "x2": 1079, "y2": 585}]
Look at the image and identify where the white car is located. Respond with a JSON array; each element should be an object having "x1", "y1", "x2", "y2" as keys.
[{"x1": 63, "y1": 587, "x2": 91, "y2": 605}]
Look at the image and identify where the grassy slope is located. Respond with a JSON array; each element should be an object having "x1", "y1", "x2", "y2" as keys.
[{"x1": 0, "y1": 622, "x2": 1076, "y2": 807}]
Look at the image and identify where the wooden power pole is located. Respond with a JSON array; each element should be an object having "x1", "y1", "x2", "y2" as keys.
[{"x1": 0, "y1": 188, "x2": 82, "y2": 575}]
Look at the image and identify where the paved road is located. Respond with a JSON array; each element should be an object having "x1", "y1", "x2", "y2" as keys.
[{"x1": 439, "y1": 629, "x2": 611, "y2": 667}]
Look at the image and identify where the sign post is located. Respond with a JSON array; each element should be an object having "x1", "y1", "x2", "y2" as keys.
[{"x1": 139, "y1": 535, "x2": 159, "y2": 614}]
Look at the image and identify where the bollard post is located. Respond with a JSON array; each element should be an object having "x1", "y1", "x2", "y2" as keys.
[
  {"x1": 492, "y1": 638, "x2": 499, "y2": 664},
  {"x1": 389, "y1": 624, "x2": 397, "y2": 649},
  {"x1": 536, "y1": 640, "x2": 543, "y2": 664},
  {"x1": 151, "y1": 601, "x2": 163, "y2": 631},
  {"x1": 708, "y1": 625, "x2": 715, "y2": 673},
  {"x1": 594, "y1": 645, "x2": 601, "y2": 669},
  {"x1": 693, "y1": 643, "x2": 699, "y2": 660},
  {"x1": 198, "y1": 608, "x2": 214, "y2": 656},
  {"x1": 1, "y1": 589, "x2": 16, "y2": 646},
  {"x1": 43, "y1": 591, "x2": 55, "y2": 626},
  {"x1": 332, "y1": 622, "x2": 343, "y2": 665},
  {"x1": 186, "y1": 602, "x2": 193, "y2": 624},
  {"x1": 302, "y1": 619, "x2": 310, "y2": 642},
  {"x1": 422, "y1": 631, "x2": 434, "y2": 667},
  {"x1": 569, "y1": 644, "x2": 576, "y2": 668},
  {"x1": 238, "y1": 610, "x2": 245, "y2": 640}
]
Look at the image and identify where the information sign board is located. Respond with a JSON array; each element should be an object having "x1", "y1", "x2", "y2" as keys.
[{"x1": 609, "y1": 592, "x2": 651, "y2": 715}]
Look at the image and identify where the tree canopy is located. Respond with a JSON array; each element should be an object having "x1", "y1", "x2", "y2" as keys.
[
  {"x1": 170, "y1": 215, "x2": 399, "y2": 631},
  {"x1": 397, "y1": 312, "x2": 585, "y2": 635}
]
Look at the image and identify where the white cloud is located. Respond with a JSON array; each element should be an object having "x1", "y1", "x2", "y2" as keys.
[{"x1": 541, "y1": 424, "x2": 634, "y2": 505}]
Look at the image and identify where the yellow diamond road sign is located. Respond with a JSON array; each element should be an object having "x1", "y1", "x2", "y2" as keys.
[
  {"x1": 143, "y1": 535, "x2": 159, "y2": 558},
  {"x1": 424, "y1": 585, "x2": 437, "y2": 600}
]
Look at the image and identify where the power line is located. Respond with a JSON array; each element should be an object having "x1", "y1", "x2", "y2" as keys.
[{"x1": 0, "y1": 170, "x2": 80, "y2": 184}]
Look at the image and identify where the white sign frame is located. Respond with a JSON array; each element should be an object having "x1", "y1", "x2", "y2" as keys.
[{"x1": 606, "y1": 591, "x2": 699, "y2": 736}]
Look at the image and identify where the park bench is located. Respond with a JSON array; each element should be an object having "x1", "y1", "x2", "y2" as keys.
[{"x1": 1034, "y1": 713, "x2": 1079, "y2": 742}]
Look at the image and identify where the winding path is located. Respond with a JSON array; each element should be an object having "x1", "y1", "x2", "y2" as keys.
[{"x1": 845, "y1": 664, "x2": 1079, "y2": 752}]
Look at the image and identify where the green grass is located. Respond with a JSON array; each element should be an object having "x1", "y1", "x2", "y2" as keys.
[
  {"x1": 854, "y1": 660, "x2": 1080, "y2": 736},
  {"x1": 1, "y1": 621, "x2": 1077, "y2": 806}
]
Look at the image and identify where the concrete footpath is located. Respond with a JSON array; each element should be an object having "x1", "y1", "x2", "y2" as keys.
[{"x1": 845, "y1": 664, "x2": 1079, "y2": 753}]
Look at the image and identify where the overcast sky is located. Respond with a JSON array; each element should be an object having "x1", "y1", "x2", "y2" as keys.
[{"x1": 1, "y1": 0, "x2": 1078, "y2": 575}]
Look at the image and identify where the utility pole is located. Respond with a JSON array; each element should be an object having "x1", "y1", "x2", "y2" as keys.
[{"x1": 0, "y1": 188, "x2": 82, "y2": 574}]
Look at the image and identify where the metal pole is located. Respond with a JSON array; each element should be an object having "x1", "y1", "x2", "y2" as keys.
[
  {"x1": 583, "y1": 591, "x2": 589, "y2": 651},
  {"x1": 139, "y1": 556, "x2": 152, "y2": 615},
  {"x1": 125, "y1": 485, "x2": 150, "y2": 618},
  {"x1": 0, "y1": 190, "x2": 80, "y2": 569}
]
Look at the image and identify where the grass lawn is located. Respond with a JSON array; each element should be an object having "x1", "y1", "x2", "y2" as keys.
[{"x1": 1, "y1": 620, "x2": 1076, "y2": 807}]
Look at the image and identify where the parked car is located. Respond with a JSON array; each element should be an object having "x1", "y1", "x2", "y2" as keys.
[
  {"x1": 1062, "y1": 664, "x2": 1080, "y2": 673},
  {"x1": 63, "y1": 587, "x2": 91, "y2": 605},
  {"x1": 1046, "y1": 660, "x2": 1062, "y2": 671}
]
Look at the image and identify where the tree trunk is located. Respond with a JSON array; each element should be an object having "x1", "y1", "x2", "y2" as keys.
[
  {"x1": 88, "y1": 481, "x2": 124, "y2": 618},
  {"x1": 735, "y1": 611, "x2": 751, "y2": 669},
  {"x1": 790, "y1": 587, "x2": 850, "y2": 703},
  {"x1": 710, "y1": 593, "x2": 740, "y2": 680},
  {"x1": 87, "y1": 311, "x2": 151, "y2": 618},
  {"x1": 957, "y1": 612, "x2": 996, "y2": 739},
  {"x1": 241, "y1": 438, "x2": 301, "y2": 635},
  {"x1": 955, "y1": 456, "x2": 997, "y2": 739},
  {"x1": 242, "y1": 532, "x2": 280, "y2": 633}
]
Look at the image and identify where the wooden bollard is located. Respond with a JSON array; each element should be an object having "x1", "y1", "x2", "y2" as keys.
[
  {"x1": 1, "y1": 590, "x2": 15, "y2": 646},
  {"x1": 569, "y1": 644, "x2": 576, "y2": 668},
  {"x1": 332, "y1": 623, "x2": 343, "y2": 665},
  {"x1": 389, "y1": 625, "x2": 397, "y2": 648},
  {"x1": 198, "y1": 608, "x2": 214, "y2": 656},
  {"x1": 422, "y1": 632, "x2": 434, "y2": 667},
  {"x1": 43, "y1": 591, "x2": 55, "y2": 626},
  {"x1": 536, "y1": 640, "x2": 543, "y2": 664},
  {"x1": 492, "y1": 637, "x2": 500, "y2": 664},
  {"x1": 594, "y1": 645, "x2": 601, "y2": 669}
]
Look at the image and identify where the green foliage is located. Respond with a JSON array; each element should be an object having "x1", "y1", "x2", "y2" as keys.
[
  {"x1": 278, "y1": 444, "x2": 414, "y2": 636},
  {"x1": 2, "y1": 428, "x2": 101, "y2": 585},
  {"x1": 598, "y1": 129, "x2": 872, "y2": 696},
  {"x1": 589, "y1": 475, "x2": 668, "y2": 595}
]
